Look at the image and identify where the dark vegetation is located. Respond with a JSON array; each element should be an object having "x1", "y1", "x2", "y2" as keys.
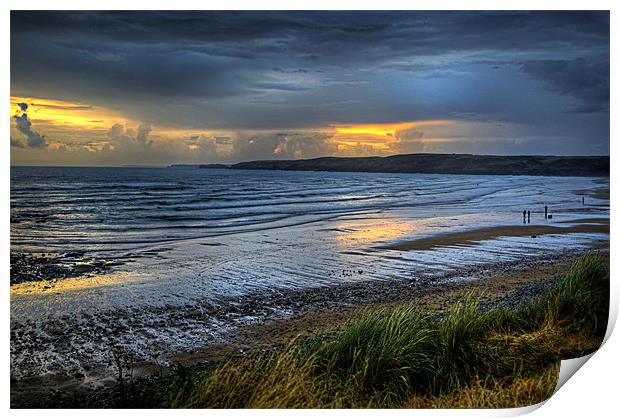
[
  {"x1": 114, "y1": 253, "x2": 608, "y2": 408},
  {"x1": 226, "y1": 153, "x2": 609, "y2": 177}
]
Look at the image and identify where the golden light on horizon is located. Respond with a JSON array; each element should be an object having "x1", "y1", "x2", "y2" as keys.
[
  {"x1": 10, "y1": 96, "x2": 129, "y2": 131},
  {"x1": 335, "y1": 122, "x2": 414, "y2": 137},
  {"x1": 10, "y1": 96, "x2": 238, "y2": 144},
  {"x1": 334, "y1": 120, "x2": 454, "y2": 137},
  {"x1": 10, "y1": 95, "x2": 468, "y2": 163},
  {"x1": 330, "y1": 120, "x2": 457, "y2": 155}
]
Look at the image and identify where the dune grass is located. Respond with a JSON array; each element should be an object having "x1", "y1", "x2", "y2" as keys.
[{"x1": 154, "y1": 253, "x2": 608, "y2": 408}]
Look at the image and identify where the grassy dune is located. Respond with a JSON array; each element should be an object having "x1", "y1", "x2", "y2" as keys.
[{"x1": 144, "y1": 253, "x2": 608, "y2": 408}]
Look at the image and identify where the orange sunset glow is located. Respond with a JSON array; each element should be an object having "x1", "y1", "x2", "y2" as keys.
[
  {"x1": 334, "y1": 120, "x2": 453, "y2": 137},
  {"x1": 331, "y1": 120, "x2": 457, "y2": 153},
  {"x1": 11, "y1": 96, "x2": 125, "y2": 130}
]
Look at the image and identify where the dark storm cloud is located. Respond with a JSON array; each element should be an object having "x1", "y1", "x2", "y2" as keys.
[
  {"x1": 13, "y1": 113, "x2": 47, "y2": 148},
  {"x1": 29, "y1": 102, "x2": 93, "y2": 111},
  {"x1": 10, "y1": 11, "x2": 610, "y2": 157},
  {"x1": 520, "y1": 57, "x2": 610, "y2": 112},
  {"x1": 10, "y1": 11, "x2": 609, "y2": 58},
  {"x1": 11, "y1": 11, "x2": 609, "y2": 100}
]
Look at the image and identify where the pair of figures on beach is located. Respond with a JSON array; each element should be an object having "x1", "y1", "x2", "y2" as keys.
[
  {"x1": 523, "y1": 210, "x2": 530, "y2": 224},
  {"x1": 524, "y1": 206, "x2": 549, "y2": 223}
]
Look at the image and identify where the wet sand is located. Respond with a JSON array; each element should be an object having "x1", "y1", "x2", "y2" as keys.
[
  {"x1": 577, "y1": 182, "x2": 609, "y2": 200},
  {"x1": 382, "y1": 219, "x2": 609, "y2": 251},
  {"x1": 169, "y1": 256, "x2": 580, "y2": 364},
  {"x1": 593, "y1": 188, "x2": 610, "y2": 200}
]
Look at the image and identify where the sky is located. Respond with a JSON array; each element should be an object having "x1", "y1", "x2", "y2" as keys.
[{"x1": 10, "y1": 11, "x2": 610, "y2": 166}]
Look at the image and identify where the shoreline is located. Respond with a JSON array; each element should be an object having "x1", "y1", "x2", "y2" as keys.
[
  {"x1": 163, "y1": 244, "x2": 609, "y2": 366},
  {"x1": 10, "y1": 243, "x2": 609, "y2": 407},
  {"x1": 381, "y1": 219, "x2": 609, "y2": 251},
  {"x1": 9, "y1": 217, "x2": 610, "y2": 289}
]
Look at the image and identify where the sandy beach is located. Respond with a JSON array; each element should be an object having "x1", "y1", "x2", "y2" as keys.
[{"x1": 383, "y1": 219, "x2": 609, "y2": 251}]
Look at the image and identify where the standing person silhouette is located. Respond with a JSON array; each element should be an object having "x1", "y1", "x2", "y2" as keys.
[
  {"x1": 523, "y1": 209, "x2": 526, "y2": 224},
  {"x1": 545, "y1": 205, "x2": 548, "y2": 219},
  {"x1": 527, "y1": 210, "x2": 530, "y2": 224}
]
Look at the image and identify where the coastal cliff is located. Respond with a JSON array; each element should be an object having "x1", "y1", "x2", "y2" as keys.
[{"x1": 228, "y1": 153, "x2": 609, "y2": 177}]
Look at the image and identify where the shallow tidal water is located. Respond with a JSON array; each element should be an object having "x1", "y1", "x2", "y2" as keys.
[{"x1": 10, "y1": 167, "x2": 609, "y2": 378}]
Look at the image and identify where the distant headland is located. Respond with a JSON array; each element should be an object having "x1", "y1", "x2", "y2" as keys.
[{"x1": 170, "y1": 153, "x2": 610, "y2": 177}]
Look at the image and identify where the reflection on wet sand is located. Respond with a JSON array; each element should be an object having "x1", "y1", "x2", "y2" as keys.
[
  {"x1": 330, "y1": 217, "x2": 418, "y2": 247},
  {"x1": 11, "y1": 270, "x2": 138, "y2": 297}
]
